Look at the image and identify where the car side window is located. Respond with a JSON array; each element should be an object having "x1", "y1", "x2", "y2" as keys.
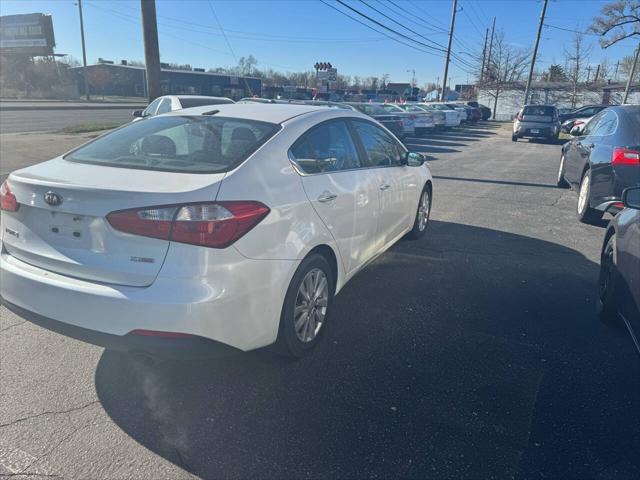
[
  {"x1": 143, "y1": 98, "x2": 162, "y2": 117},
  {"x1": 589, "y1": 111, "x2": 617, "y2": 136},
  {"x1": 580, "y1": 107, "x2": 596, "y2": 116},
  {"x1": 289, "y1": 120, "x2": 361, "y2": 174},
  {"x1": 352, "y1": 120, "x2": 406, "y2": 167},
  {"x1": 155, "y1": 98, "x2": 172, "y2": 115},
  {"x1": 582, "y1": 111, "x2": 606, "y2": 136}
]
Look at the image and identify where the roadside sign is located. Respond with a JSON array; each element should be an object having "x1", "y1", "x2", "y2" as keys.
[
  {"x1": 327, "y1": 68, "x2": 337, "y2": 82},
  {"x1": 317, "y1": 71, "x2": 330, "y2": 81}
]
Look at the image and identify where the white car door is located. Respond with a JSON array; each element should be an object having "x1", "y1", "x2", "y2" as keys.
[
  {"x1": 352, "y1": 120, "x2": 416, "y2": 248},
  {"x1": 289, "y1": 119, "x2": 381, "y2": 276}
]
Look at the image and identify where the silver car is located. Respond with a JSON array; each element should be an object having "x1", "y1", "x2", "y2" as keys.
[{"x1": 512, "y1": 104, "x2": 560, "y2": 142}]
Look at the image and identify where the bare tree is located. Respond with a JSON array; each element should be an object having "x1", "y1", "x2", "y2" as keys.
[
  {"x1": 590, "y1": 1, "x2": 640, "y2": 48},
  {"x1": 599, "y1": 58, "x2": 612, "y2": 81},
  {"x1": 482, "y1": 31, "x2": 530, "y2": 117},
  {"x1": 620, "y1": 53, "x2": 640, "y2": 81},
  {"x1": 564, "y1": 33, "x2": 594, "y2": 107}
]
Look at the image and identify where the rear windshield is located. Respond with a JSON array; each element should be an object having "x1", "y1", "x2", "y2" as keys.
[
  {"x1": 65, "y1": 116, "x2": 280, "y2": 173},
  {"x1": 178, "y1": 97, "x2": 233, "y2": 108},
  {"x1": 400, "y1": 105, "x2": 425, "y2": 112},
  {"x1": 523, "y1": 106, "x2": 556, "y2": 116}
]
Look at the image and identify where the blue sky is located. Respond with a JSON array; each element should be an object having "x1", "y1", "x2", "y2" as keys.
[{"x1": 1, "y1": 0, "x2": 637, "y2": 86}]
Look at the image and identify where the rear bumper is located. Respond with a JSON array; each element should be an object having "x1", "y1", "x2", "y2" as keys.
[
  {"x1": 1, "y1": 298, "x2": 240, "y2": 359},
  {"x1": 0, "y1": 245, "x2": 298, "y2": 353}
]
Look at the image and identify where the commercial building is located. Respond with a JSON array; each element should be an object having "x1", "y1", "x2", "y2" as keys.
[{"x1": 71, "y1": 61, "x2": 262, "y2": 99}]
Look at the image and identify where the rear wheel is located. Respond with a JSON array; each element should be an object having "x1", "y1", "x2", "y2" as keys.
[
  {"x1": 275, "y1": 254, "x2": 334, "y2": 357},
  {"x1": 407, "y1": 185, "x2": 431, "y2": 240},
  {"x1": 598, "y1": 234, "x2": 620, "y2": 324},
  {"x1": 576, "y1": 170, "x2": 603, "y2": 224},
  {"x1": 557, "y1": 154, "x2": 569, "y2": 188}
]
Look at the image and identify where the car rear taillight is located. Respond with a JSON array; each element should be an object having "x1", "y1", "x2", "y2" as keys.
[
  {"x1": 0, "y1": 180, "x2": 18, "y2": 212},
  {"x1": 611, "y1": 148, "x2": 640, "y2": 166},
  {"x1": 107, "y1": 201, "x2": 270, "y2": 248}
]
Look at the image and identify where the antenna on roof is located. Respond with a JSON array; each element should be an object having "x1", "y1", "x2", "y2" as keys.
[{"x1": 202, "y1": 109, "x2": 220, "y2": 116}]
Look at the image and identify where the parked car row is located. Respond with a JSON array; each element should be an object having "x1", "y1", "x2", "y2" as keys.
[{"x1": 558, "y1": 104, "x2": 640, "y2": 354}]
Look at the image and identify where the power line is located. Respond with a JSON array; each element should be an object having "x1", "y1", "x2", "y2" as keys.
[
  {"x1": 376, "y1": 0, "x2": 448, "y2": 36},
  {"x1": 358, "y1": 0, "x2": 447, "y2": 52},
  {"x1": 387, "y1": 0, "x2": 449, "y2": 33},
  {"x1": 543, "y1": 23, "x2": 599, "y2": 36}
]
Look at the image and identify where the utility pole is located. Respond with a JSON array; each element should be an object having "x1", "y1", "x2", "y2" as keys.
[
  {"x1": 486, "y1": 17, "x2": 496, "y2": 80},
  {"x1": 440, "y1": 0, "x2": 458, "y2": 102},
  {"x1": 586, "y1": 65, "x2": 591, "y2": 83},
  {"x1": 594, "y1": 64, "x2": 600, "y2": 84},
  {"x1": 523, "y1": 0, "x2": 548, "y2": 105},
  {"x1": 613, "y1": 60, "x2": 619, "y2": 81},
  {"x1": 77, "y1": 0, "x2": 90, "y2": 101},
  {"x1": 623, "y1": 44, "x2": 639, "y2": 104},
  {"x1": 140, "y1": 0, "x2": 161, "y2": 101},
  {"x1": 480, "y1": 27, "x2": 489, "y2": 82}
]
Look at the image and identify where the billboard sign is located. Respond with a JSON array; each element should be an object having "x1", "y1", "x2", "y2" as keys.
[{"x1": 0, "y1": 13, "x2": 55, "y2": 56}]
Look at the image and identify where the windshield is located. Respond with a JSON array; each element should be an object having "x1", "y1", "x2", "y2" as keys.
[
  {"x1": 65, "y1": 115, "x2": 279, "y2": 173},
  {"x1": 400, "y1": 105, "x2": 426, "y2": 112},
  {"x1": 381, "y1": 104, "x2": 404, "y2": 113},
  {"x1": 353, "y1": 104, "x2": 388, "y2": 115}
]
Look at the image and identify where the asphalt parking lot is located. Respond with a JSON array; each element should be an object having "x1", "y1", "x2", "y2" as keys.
[{"x1": 1, "y1": 122, "x2": 639, "y2": 479}]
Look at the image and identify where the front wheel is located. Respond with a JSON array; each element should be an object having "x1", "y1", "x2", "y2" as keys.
[
  {"x1": 275, "y1": 254, "x2": 335, "y2": 357},
  {"x1": 557, "y1": 154, "x2": 569, "y2": 188},
  {"x1": 576, "y1": 170, "x2": 603, "y2": 224},
  {"x1": 406, "y1": 186, "x2": 431, "y2": 240}
]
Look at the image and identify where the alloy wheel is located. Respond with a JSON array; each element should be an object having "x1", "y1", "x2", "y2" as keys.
[
  {"x1": 294, "y1": 268, "x2": 329, "y2": 343},
  {"x1": 418, "y1": 190, "x2": 431, "y2": 232},
  {"x1": 578, "y1": 173, "x2": 590, "y2": 214}
]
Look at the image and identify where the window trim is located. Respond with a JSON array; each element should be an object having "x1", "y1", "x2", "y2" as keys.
[
  {"x1": 288, "y1": 118, "x2": 364, "y2": 177},
  {"x1": 287, "y1": 117, "x2": 409, "y2": 177}
]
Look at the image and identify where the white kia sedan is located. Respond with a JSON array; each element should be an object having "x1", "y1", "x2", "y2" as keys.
[{"x1": 0, "y1": 104, "x2": 433, "y2": 358}]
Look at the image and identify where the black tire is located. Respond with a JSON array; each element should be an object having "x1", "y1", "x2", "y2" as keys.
[
  {"x1": 274, "y1": 253, "x2": 335, "y2": 357},
  {"x1": 512, "y1": 134, "x2": 518, "y2": 142},
  {"x1": 576, "y1": 169, "x2": 603, "y2": 224},
  {"x1": 597, "y1": 234, "x2": 620, "y2": 324},
  {"x1": 406, "y1": 185, "x2": 432, "y2": 240},
  {"x1": 557, "y1": 153, "x2": 569, "y2": 188}
]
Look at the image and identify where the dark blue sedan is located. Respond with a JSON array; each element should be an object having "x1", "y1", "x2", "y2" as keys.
[{"x1": 557, "y1": 105, "x2": 640, "y2": 224}]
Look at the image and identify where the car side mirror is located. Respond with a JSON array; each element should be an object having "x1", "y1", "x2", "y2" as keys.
[
  {"x1": 622, "y1": 187, "x2": 640, "y2": 210},
  {"x1": 570, "y1": 125, "x2": 582, "y2": 136},
  {"x1": 405, "y1": 152, "x2": 426, "y2": 166},
  {"x1": 132, "y1": 110, "x2": 144, "y2": 118}
]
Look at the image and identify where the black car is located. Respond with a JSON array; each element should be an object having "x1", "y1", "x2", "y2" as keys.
[
  {"x1": 598, "y1": 186, "x2": 640, "y2": 353},
  {"x1": 466, "y1": 101, "x2": 492, "y2": 120},
  {"x1": 558, "y1": 104, "x2": 609, "y2": 123},
  {"x1": 557, "y1": 105, "x2": 640, "y2": 224},
  {"x1": 345, "y1": 103, "x2": 404, "y2": 139}
]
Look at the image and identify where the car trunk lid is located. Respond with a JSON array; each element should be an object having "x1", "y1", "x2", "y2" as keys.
[{"x1": 2, "y1": 157, "x2": 224, "y2": 286}]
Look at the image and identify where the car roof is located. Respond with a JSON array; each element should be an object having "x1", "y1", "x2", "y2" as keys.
[{"x1": 166, "y1": 103, "x2": 364, "y2": 124}]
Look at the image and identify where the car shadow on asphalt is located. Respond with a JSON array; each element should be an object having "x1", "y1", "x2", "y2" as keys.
[
  {"x1": 405, "y1": 144, "x2": 461, "y2": 154},
  {"x1": 94, "y1": 221, "x2": 640, "y2": 479},
  {"x1": 407, "y1": 138, "x2": 469, "y2": 148},
  {"x1": 433, "y1": 175, "x2": 559, "y2": 189}
]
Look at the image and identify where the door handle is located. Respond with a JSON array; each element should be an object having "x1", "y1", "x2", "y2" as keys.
[
  {"x1": 317, "y1": 192, "x2": 337, "y2": 203},
  {"x1": 379, "y1": 183, "x2": 391, "y2": 191}
]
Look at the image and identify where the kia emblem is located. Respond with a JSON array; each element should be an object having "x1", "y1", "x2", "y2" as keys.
[{"x1": 44, "y1": 191, "x2": 63, "y2": 207}]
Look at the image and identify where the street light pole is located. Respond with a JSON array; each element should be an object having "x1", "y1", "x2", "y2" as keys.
[
  {"x1": 623, "y1": 44, "x2": 639, "y2": 104},
  {"x1": 440, "y1": 0, "x2": 458, "y2": 102},
  {"x1": 140, "y1": 0, "x2": 162, "y2": 101},
  {"x1": 77, "y1": 0, "x2": 90, "y2": 100},
  {"x1": 523, "y1": 0, "x2": 548, "y2": 105}
]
